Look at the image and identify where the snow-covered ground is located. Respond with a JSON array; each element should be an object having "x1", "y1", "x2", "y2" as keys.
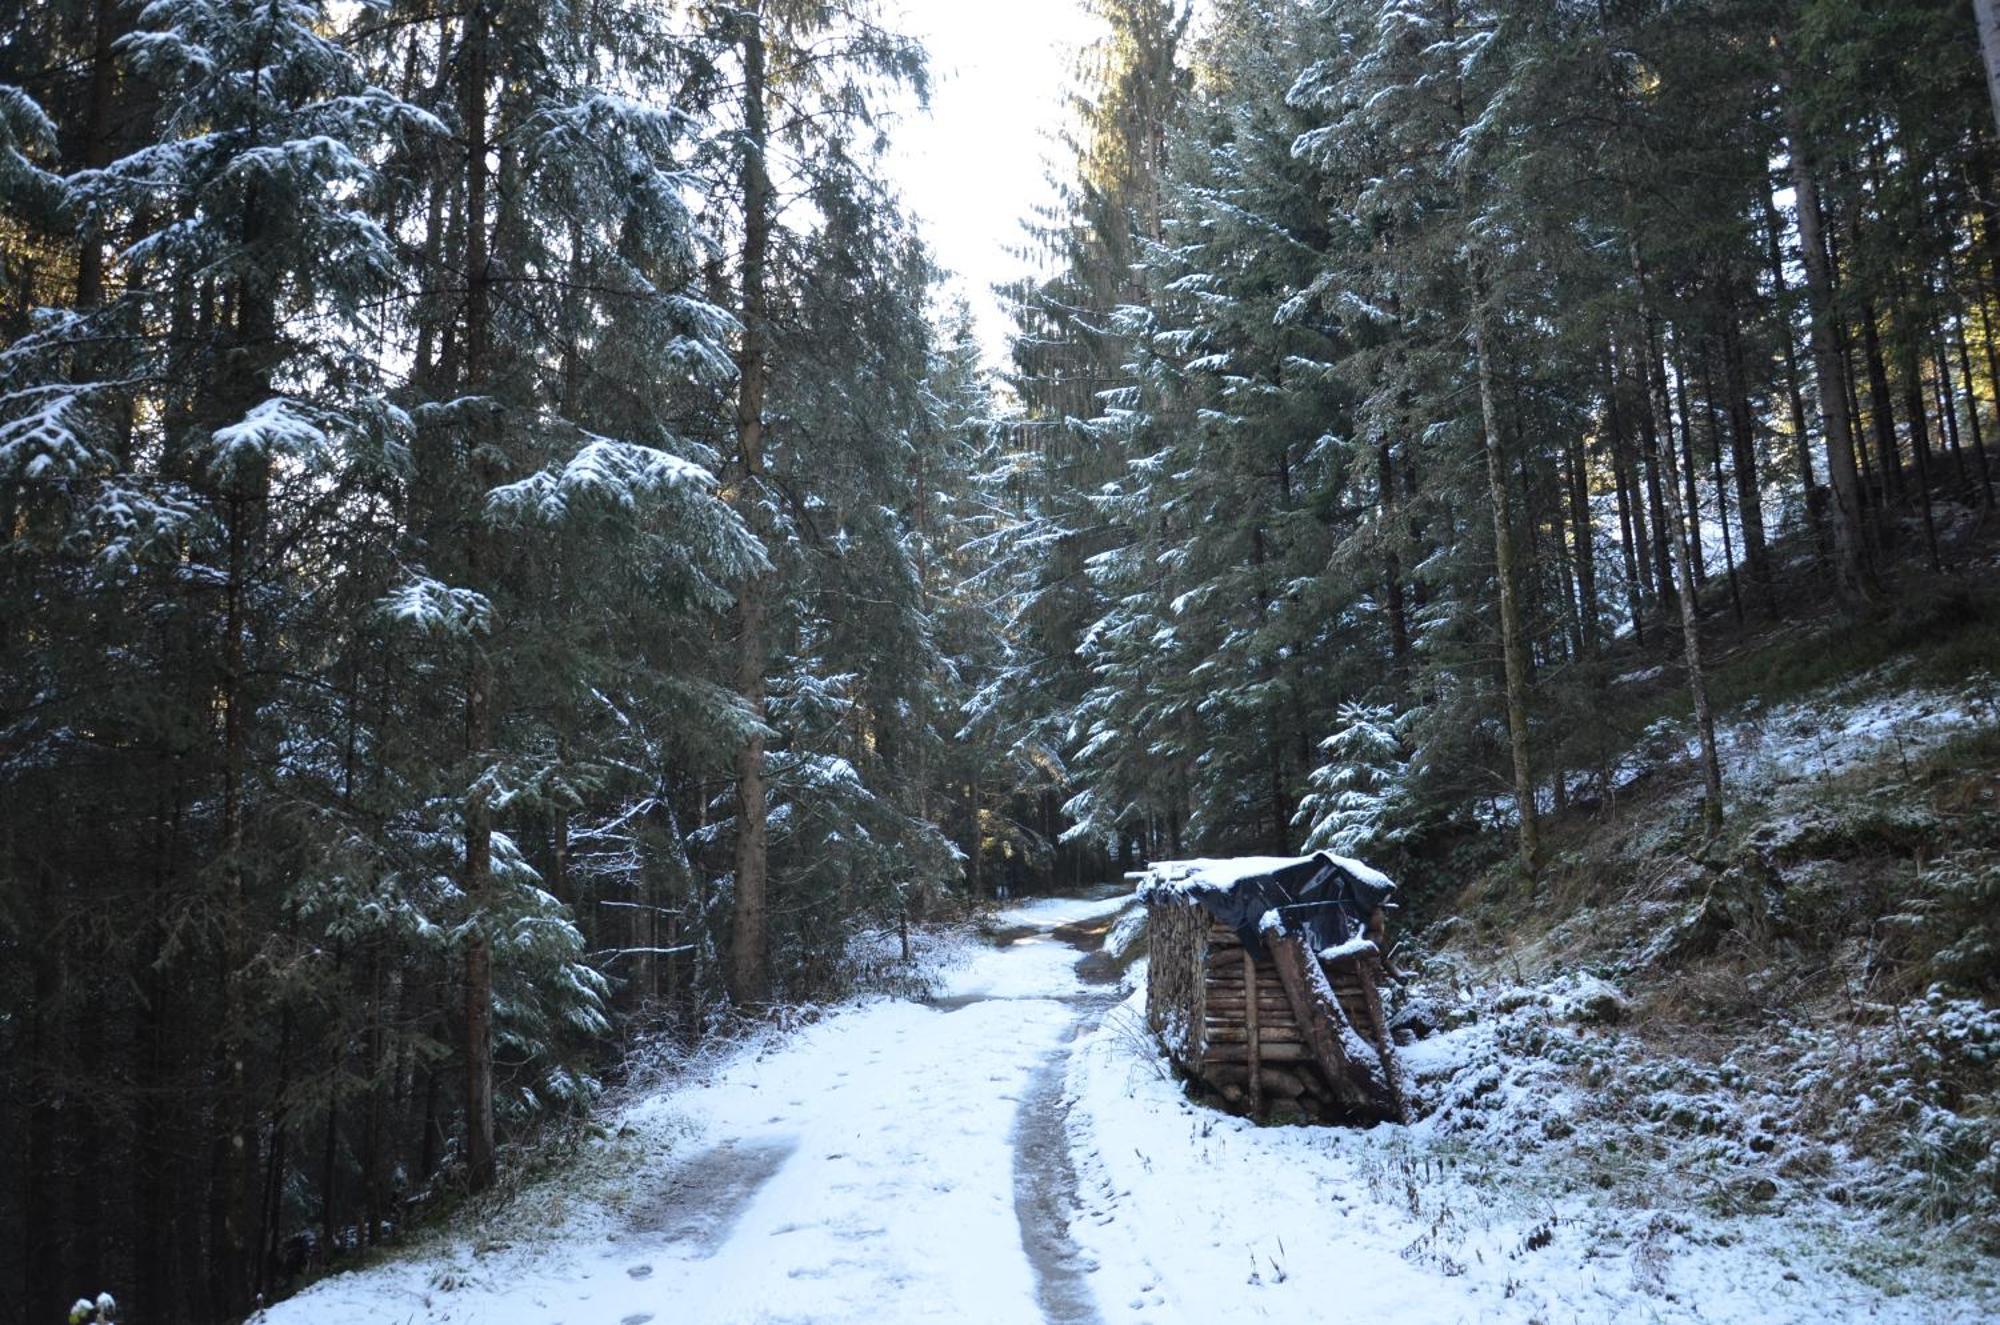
[
  {"x1": 252, "y1": 892, "x2": 1130, "y2": 1325},
  {"x1": 992, "y1": 891, "x2": 1138, "y2": 930},
  {"x1": 1701, "y1": 674, "x2": 1997, "y2": 787},
  {"x1": 1473, "y1": 667, "x2": 1999, "y2": 827},
  {"x1": 1068, "y1": 982, "x2": 1994, "y2": 1324},
  {"x1": 255, "y1": 886, "x2": 1991, "y2": 1325}
]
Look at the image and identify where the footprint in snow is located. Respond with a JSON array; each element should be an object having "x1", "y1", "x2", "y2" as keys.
[
  {"x1": 626, "y1": 1264, "x2": 653, "y2": 1279},
  {"x1": 620, "y1": 1315, "x2": 655, "y2": 1325}
]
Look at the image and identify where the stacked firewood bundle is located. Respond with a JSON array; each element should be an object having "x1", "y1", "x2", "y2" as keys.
[{"x1": 1140, "y1": 854, "x2": 1406, "y2": 1124}]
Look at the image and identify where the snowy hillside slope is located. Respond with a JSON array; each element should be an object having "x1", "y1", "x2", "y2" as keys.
[
  {"x1": 1323, "y1": 618, "x2": 2000, "y2": 1316},
  {"x1": 1051, "y1": 650, "x2": 2000, "y2": 1322},
  {"x1": 1065, "y1": 983, "x2": 1996, "y2": 1324}
]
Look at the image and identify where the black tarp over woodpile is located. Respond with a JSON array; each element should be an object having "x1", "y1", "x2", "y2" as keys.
[{"x1": 1139, "y1": 853, "x2": 1405, "y2": 1123}]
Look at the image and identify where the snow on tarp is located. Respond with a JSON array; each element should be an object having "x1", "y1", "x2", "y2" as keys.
[{"x1": 1138, "y1": 850, "x2": 1395, "y2": 960}]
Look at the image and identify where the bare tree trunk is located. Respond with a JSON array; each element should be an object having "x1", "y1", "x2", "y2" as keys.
[
  {"x1": 1378, "y1": 443, "x2": 1411, "y2": 667},
  {"x1": 211, "y1": 489, "x2": 255, "y2": 1315},
  {"x1": 1469, "y1": 263, "x2": 1539, "y2": 879},
  {"x1": 1898, "y1": 318, "x2": 1944, "y2": 572},
  {"x1": 1780, "y1": 59, "x2": 1875, "y2": 601},
  {"x1": 1667, "y1": 336, "x2": 1705, "y2": 589},
  {"x1": 1839, "y1": 318, "x2": 1885, "y2": 542},
  {"x1": 1976, "y1": 0, "x2": 2000, "y2": 139},
  {"x1": 1762, "y1": 184, "x2": 1827, "y2": 562},
  {"x1": 1721, "y1": 316, "x2": 1773, "y2": 612},
  {"x1": 1956, "y1": 314, "x2": 1995, "y2": 505},
  {"x1": 209, "y1": 64, "x2": 285, "y2": 1300},
  {"x1": 730, "y1": 2, "x2": 774, "y2": 1007},
  {"x1": 1860, "y1": 305, "x2": 1904, "y2": 507},
  {"x1": 1633, "y1": 258, "x2": 1725, "y2": 835},
  {"x1": 1636, "y1": 353, "x2": 1679, "y2": 617},
  {"x1": 460, "y1": 0, "x2": 497, "y2": 1194},
  {"x1": 320, "y1": 943, "x2": 344, "y2": 1255},
  {"x1": 1699, "y1": 352, "x2": 1745, "y2": 625},
  {"x1": 1564, "y1": 430, "x2": 1598, "y2": 657},
  {"x1": 1607, "y1": 349, "x2": 1650, "y2": 640},
  {"x1": 1934, "y1": 337, "x2": 1971, "y2": 496}
]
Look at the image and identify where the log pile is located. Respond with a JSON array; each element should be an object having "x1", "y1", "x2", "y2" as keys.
[
  {"x1": 1144, "y1": 890, "x2": 1211, "y2": 1063},
  {"x1": 1146, "y1": 900, "x2": 1404, "y2": 1124}
]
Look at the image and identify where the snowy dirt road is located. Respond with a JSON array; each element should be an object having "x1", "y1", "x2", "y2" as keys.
[
  {"x1": 257, "y1": 892, "x2": 1130, "y2": 1325},
  {"x1": 258, "y1": 888, "x2": 1993, "y2": 1325}
]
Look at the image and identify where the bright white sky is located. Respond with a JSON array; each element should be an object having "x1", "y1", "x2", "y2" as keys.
[{"x1": 883, "y1": 1, "x2": 1108, "y2": 369}]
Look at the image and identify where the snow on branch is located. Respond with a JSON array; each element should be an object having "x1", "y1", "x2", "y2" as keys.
[
  {"x1": 377, "y1": 576, "x2": 493, "y2": 639},
  {"x1": 486, "y1": 435, "x2": 715, "y2": 525},
  {"x1": 0, "y1": 387, "x2": 103, "y2": 478},
  {"x1": 208, "y1": 397, "x2": 335, "y2": 481}
]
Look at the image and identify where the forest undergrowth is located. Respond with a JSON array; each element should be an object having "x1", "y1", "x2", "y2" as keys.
[{"x1": 1395, "y1": 520, "x2": 2000, "y2": 1269}]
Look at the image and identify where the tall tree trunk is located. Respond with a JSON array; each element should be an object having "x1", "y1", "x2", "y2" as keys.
[
  {"x1": 1469, "y1": 264, "x2": 1539, "y2": 879},
  {"x1": 1611, "y1": 420, "x2": 1647, "y2": 642},
  {"x1": 1859, "y1": 305, "x2": 1904, "y2": 506},
  {"x1": 1780, "y1": 62, "x2": 1874, "y2": 601},
  {"x1": 1721, "y1": 316, "x2": 1773, "y2": 611},
  {"x1": 1976, "y1": 0, "x2": 2000, "y2": 138},
  {"x1": 363, "y1": 952, "x2": 388, "y2": 1245},
  {"x1": 1516, "y1": 446, "x2": 1548, "y2": 657},
  {"x1": 1633, "y1": 249, "x2": 1725, "y2": 834},
  {"x1": 1762, "y1": 185, "x2": 1827, "y2": 563},
  {"x1": 1378, "y1": 442, "x2": 1411, "y2": 667},
  {"x1": 1667, "y1": 334, "x2": 1705, "y2": 589},
  {"x1": 1636, "y1": 345, "x2": 1678, "y2": 616},
  {"x1": 1700, "y1": 356, "x2": 1745, "y2": 625},
  {"x1": 255, "y1": 1001, "x2": 294, "y2": 1299},
  {"x1": 211, "y1": 489, "x2": 255, "y2": 1316},
  {"x1": 1564, "y1": 430, "x2": 1598, "y2": 657},
  {"x1": 1933, "y1": 337, "x2": 1970, "y2": 496},
  {"x1": 1607, "y1": 350, "x2": 1650, "y2": 640},
  {"x1": 1956, "y1": 314, "x2": 1995, "y2": 505},
  {"x1": 210, "y1": 69, "x2": 284, "y2": 1303},
  {"x1": 730, "y1": 2, "x2": 774, "y2": 1007},
  {"x1": 460, "y1": 0, "x2": 498, "y2": 1195},
  {"x1": 1897, "y1": 318, "x2": 1944, "y2": 571}
]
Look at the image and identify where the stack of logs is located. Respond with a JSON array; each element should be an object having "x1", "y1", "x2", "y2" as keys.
[{"x1": 1197, "y1": 918, "x2": 1402, "y2": 1122}]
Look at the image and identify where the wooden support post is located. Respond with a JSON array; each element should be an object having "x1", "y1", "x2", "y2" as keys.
[
  {"x1": 1244, "y1": 950, "x2": 1262, "y2": 1118},
  {"x1": 1267, "y1": 933, "x2": 1400, "y2": 1122},
  {"x1": 1344, "y1": 954, "x2": 1407, "y2": 1123}
]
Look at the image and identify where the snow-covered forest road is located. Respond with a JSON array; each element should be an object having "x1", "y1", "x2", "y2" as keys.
[
  {"x1": 257, "y1": 891, "x2": 1991, "y2": 1325},
  {"x1": 256, "y1": 895, "x2": 1128, "y2": 1325}
]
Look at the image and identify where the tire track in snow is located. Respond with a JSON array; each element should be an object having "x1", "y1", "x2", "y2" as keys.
[{"x1": 1009, "y1": 909, "x2": 1126, "y2": 1325}]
